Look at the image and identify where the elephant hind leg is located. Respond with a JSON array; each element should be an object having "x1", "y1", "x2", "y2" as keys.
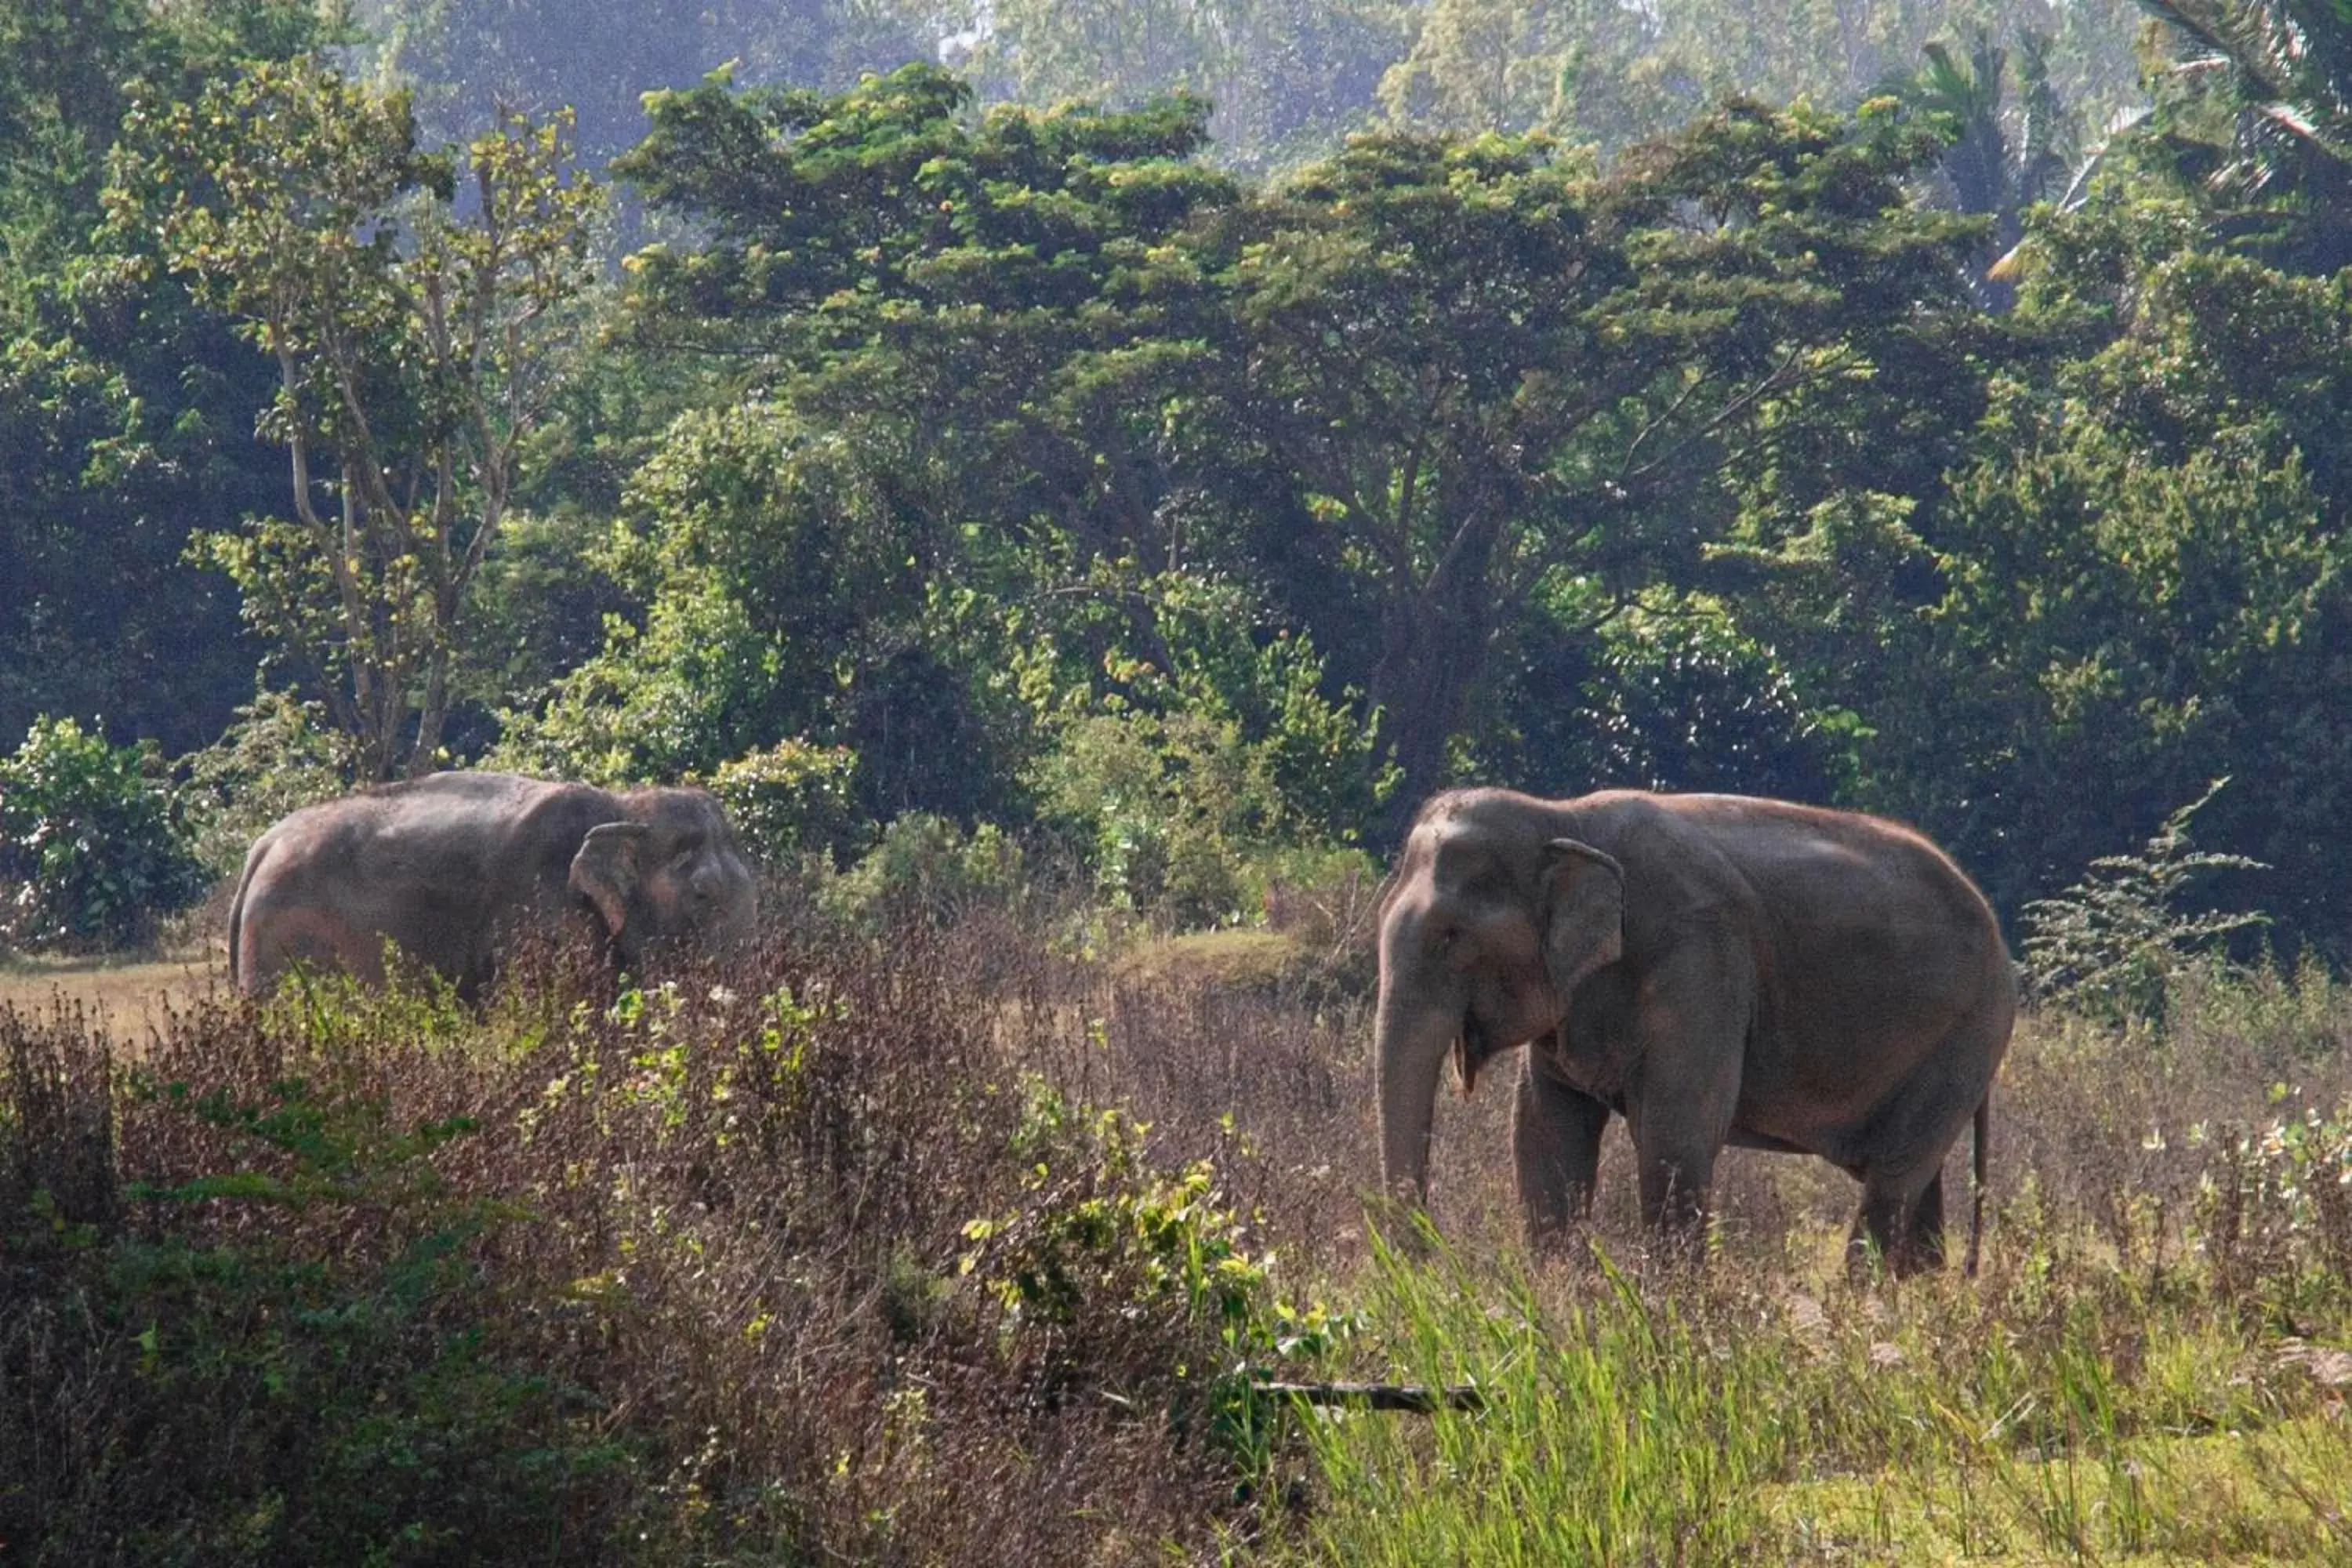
[
  {"x1": 1850, "y1": 1166, "x2": 1947, "y2": 1277},
  {"x1": 1848, "y1": 996, "x2": 2009, "y2": 1279}
]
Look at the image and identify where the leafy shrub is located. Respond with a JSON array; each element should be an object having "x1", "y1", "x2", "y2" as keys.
[
  {"x1": 1027, "y1": 707, "x2": 1269, "y2": 924},
  {"x1": 1029, "y1": 699, "x2": 1384, "y2": 930},
  {"x1": 706, "y1": 736, "x2": 861, "y2": 866},
  {"x1": 2023, "y1": 779, "x2": 2270, "y2": 1024},
  {"x1": 817, "y1": 811, "x2": 1024, "y2": 928},
  {"x1": 1017, "y1": 575, "x2": 1384, "y2": 927},
  {"x1": 958, "y1": 1081, "x2": 1352, "y2": 1469},
  {"x1": 175, "y1": 688, "x2": 348, "y2": 877},
  {"x1": 1488, "y1": 590, "x2": 1844, "y2": 805},
  {"x1": 0, "y1": 716, "x2": 209, "y2": 952},
  {"x1": 490, "y1": 575, "x2": 786, "y2": 788}
]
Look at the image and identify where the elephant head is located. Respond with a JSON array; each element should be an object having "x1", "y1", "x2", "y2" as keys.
[
  {"x1": 1376, "y1": 793, "x2": 1624, "y2": 1205},
  {"x1": 568, "y1": 788, "x2": 759, "y2": 967}
]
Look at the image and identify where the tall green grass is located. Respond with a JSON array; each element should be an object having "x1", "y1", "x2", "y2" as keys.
[
  {"x1": 1299, "y1": 1236, "x2": 1788, "y2": 1563},
  {"x1": 1297, "y1": 1225, "x2": 2352, "y2": 1563},
  {"x1": 1290, "y1": 963, "x2": 2352, "y2": 1565}
]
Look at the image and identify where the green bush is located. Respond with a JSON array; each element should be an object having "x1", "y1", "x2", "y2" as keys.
[
  {"x1": 1014, "y1": 575, "x2": 1385, "y2": 929},
  {"x1": 957, "y1": 1080, "x2": 1352, "y2": 1471},
  {"x1": 706, "y1": 737, "x2": 861, "y2": 867},
  {"x1": 818, "y1": 811, "x2": 1024, "y2": 928},
  {"x1": 490, "y1": 576, "x2": 787, "y2": 789},
  {"x1": 0, "y1": 716, "x2": 208, "y2": 952},
  {"x1": 1028, "y1": 706, "x2": 1314, "y2": 928},
  {"x1": 176, "y1": 688, "x2": 348, "y2": 878},
  {"x1": 2, "y1": 1018, "x2": 630, "y2": 1566}
]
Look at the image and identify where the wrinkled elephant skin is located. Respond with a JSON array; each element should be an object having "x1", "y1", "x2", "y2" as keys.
[
  {"x1": 229, "y1": 771, "x2": 757, "y2": 999},
  {"x1": 1375, "y1": 788, "x2": 2014, "y2": 1275}
]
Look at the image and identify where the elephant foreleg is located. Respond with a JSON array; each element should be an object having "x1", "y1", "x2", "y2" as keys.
[
  {"x1": 1621, "y1": 933, "x2": 1748, "y2": 1258},
  {"x1": 1634, "y1": 1131, "x2": 1721, "y2": 1254},
  {"x1": 1512, "y1": 1047, "x2": 1611, "y2": 1253}
]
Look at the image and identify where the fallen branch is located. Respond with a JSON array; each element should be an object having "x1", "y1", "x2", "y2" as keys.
[{"x1": 1255, "y1": 1380, "x2": 1487, "y2": 1414}]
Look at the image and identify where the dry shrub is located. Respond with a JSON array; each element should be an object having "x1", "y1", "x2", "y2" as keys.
[
  {"x1": 0, "y1": 913, "x2": 1300, "y2": 1566},
  {"x1": 1992, "y1": 965, "x2": 2352, "y2": 1302}
]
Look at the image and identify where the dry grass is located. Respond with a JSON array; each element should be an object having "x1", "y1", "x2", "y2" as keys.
[
  {"x1": 5, "y1": 906, "x2": 2352, "y2": 1565},
  {"x1": 3, "y1": 914, "x2": 1289, "y2": 1565},
  {"x1": 0, "y1": 949, "x2": 225, "y2": 1040}
]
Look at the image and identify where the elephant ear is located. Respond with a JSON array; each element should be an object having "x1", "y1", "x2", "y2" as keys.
[
  {"x1": 1541, "y1": 838, "x2": 1624, "y2": 1002},
  {"x1": 569, "y1": 821, "x2": 651, "y2": 938}
]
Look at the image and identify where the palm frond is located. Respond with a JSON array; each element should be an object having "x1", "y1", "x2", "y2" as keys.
[{"x1": 2138, "y1": 0, "x2": 2302, "y2": 99}]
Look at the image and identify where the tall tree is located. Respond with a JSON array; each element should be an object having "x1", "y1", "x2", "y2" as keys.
[
  {"x1": 960, "y1": 0, "x2": 1238, "y2": 107},
  {"x1": 350, "y1": 0, "x2": 945, "y2": 164},
  {"x1": 527, "y1": 65, "x2": 1250, "y2": 818},
  {"x1": 1217, "y1": 102, "x2": 1984, "y2": 827},
  {"x1": 958, "y1": 0, "x2": 1409, "y2": 173},
  {"x1": 1883, "y1": 29, "x2": 2076, "y2": 306},
  {"x1": 0, "y1": 0, "x2": 328, "y2": 753},
  {"x1": 107, "y1": 56, "x2": 604, "y2": 780},
  {"x1": 1376, "y1": 0, "x2": 1690, "y2": 147},
  {"x1": 2129, "y1": 0, "x2": 2352, "y2": 271}
]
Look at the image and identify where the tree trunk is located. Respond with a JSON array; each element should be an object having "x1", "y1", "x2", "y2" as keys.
[{"x1": 1368, "y1": 500, "x2": 1506, "y2": 841}]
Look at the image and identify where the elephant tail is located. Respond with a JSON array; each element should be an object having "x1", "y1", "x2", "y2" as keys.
[{"x1": 1965, "y1": 1089, "x2": 1992, "y2": 1278}]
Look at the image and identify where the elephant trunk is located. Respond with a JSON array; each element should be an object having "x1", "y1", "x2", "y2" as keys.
[{"x1": 1375, "y1": 985, "x2": 1457, "y2": 1207}]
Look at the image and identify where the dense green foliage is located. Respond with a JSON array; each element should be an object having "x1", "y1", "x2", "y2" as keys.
[
  {"x1": 0, "y1": 0, "x2": 328, "y2": 755},
  {"x1": 0, "y1": 716, "x2": 205, "y2": 951},
  {"x1": 4, "y1": 0, "x2": 2350, "y2": 953}
]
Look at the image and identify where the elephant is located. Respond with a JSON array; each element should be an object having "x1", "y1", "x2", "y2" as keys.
[
  {"x1": 1374, "y1": 787, "x2": 2016, "y2": 1275},
  {"x1": 227, "y1": 771, "x2": 759, "y2": 1000}
]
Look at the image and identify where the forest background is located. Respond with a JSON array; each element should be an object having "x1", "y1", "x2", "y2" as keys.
[{"x1": 3, "y1": 0, "x2": 2350, "y2": 961}]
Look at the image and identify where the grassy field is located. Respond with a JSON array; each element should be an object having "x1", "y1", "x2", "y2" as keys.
[
  {"x1": 5, "y1": 913, "x2": 2350, "y2": 1564},
  {"x1": 0, "y1": 947, "x2": 225, "y2": 1037}
]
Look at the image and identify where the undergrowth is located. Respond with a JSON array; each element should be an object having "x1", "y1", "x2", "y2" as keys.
[
  {"x1": 0, "y1": 918, "x2": 1347, "y2": 1564},
  {"x1": 5, "y1": 913, "x2": 2350, "y2": 1564}
]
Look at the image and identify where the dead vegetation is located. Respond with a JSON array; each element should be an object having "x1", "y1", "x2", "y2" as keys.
[{"x1": 4, "y1": 898, "x2": 2350, "y2": 1563}]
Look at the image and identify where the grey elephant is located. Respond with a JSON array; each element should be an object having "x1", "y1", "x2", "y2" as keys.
[
  {"x1": 228, "y1": 771, "x2": 758, "y2": 1000},
  {"x1": 1375, "y1": 788, "x2": 2015, "y2": 1274}
]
